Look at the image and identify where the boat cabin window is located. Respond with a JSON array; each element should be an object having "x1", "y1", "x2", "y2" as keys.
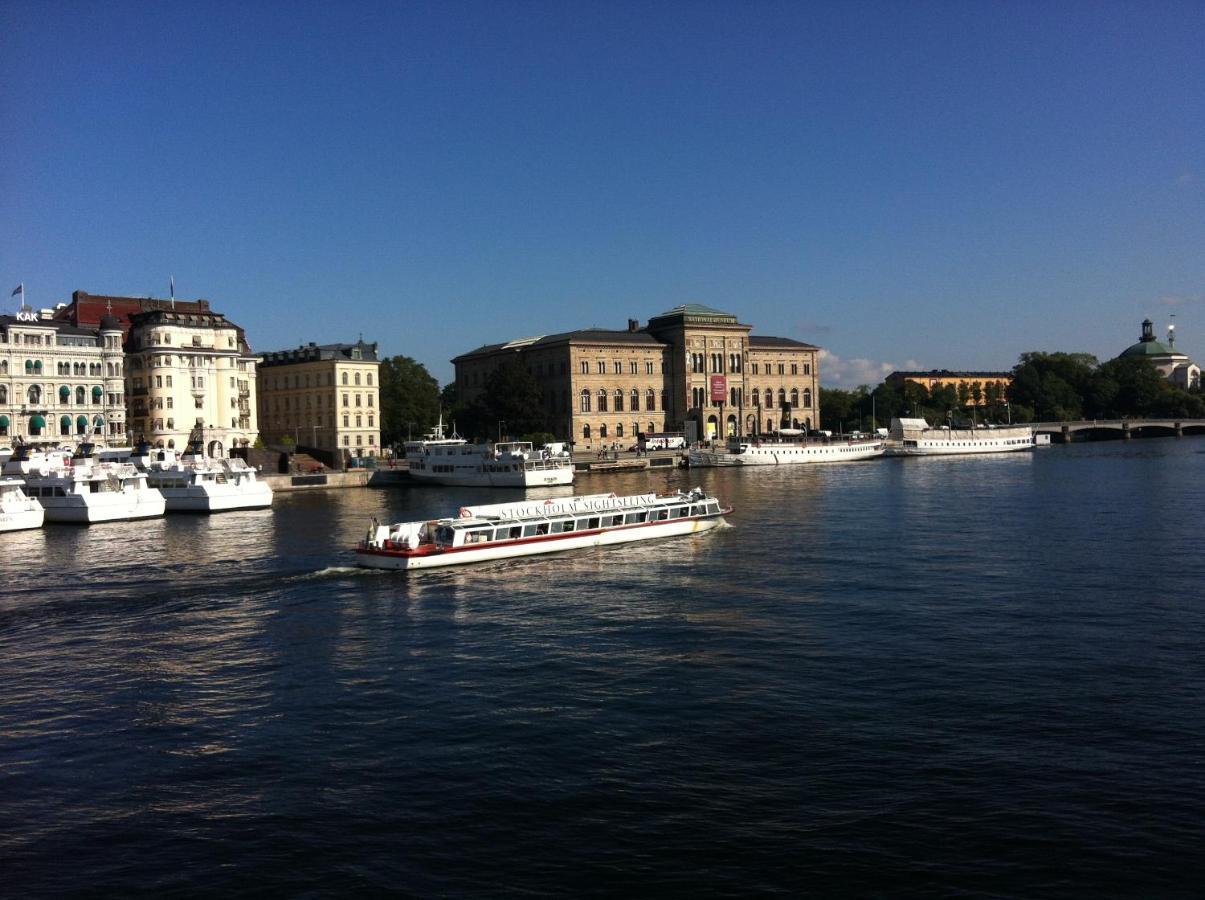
[
  {"x1": 506, "y1": 525, "x2": 521, "y2": 540},
  {"x1": 624, "y1": 511, "x2": 647, "y2": 524},
  {"x1": 670, "y1": 506, "x2": 687, "y2": 518},
  {"x1": 652, "y1": 508, "x2": 669, "y2": 521},
  {"x1": 558, "y1": 520, "x2": 575, "y2": 533}
]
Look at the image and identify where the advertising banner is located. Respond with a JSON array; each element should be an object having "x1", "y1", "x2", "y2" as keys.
[{"x1": 710, "y1": 375, "x2": 727, "y2": 402}]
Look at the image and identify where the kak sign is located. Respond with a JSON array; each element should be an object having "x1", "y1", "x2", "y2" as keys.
[{"x1": 710, "y1": 374, "x2": 727, "y2": 402}]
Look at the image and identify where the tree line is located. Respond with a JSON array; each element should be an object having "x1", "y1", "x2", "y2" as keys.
[{"x1": 819, "y1": 352, "x2": 1204, "y2": 434}]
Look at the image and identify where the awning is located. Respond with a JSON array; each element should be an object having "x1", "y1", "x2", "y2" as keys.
[
  {"x1": 76, "y1": 415, "x2": 88, "y2": 429},
  {"x1": 59, "y1": 385, "x2": 70, "y2": 397},
  {"x1": 60, "y1": 415, "x2": 72, "y2": 430},
  {"x1": 30, "y1": 415, "x2": 46, "y2": 428},
  {"x1": 93, "y1": 416, "x2": 105, "y2": 426},
  {"x1": 92, "y1": 386, "x2": 103, "y2": 397},
  {"x1": 0, "y1": 415, "x2": 9, "y2": 427}
]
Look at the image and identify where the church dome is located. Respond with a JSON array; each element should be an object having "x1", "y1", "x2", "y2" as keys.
[
  {"x1": 1119, "y1": 318, "x2": 1170, "y2": 358},
  {"x1": 99, "y1": 313, "x2": 122, "y2": 331}
]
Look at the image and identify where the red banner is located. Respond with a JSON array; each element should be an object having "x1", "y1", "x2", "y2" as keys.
[{"x1": 710, "y1": 375, "x2": 727, "y2": 402}]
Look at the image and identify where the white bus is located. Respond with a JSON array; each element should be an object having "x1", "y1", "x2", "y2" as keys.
[{"x1": 638, "y1": 432, "x2": 687, "y2": 451}]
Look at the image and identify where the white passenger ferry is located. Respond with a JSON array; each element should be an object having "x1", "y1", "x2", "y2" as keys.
[
  {"x1": 356, "y1": 488, "x2": 729, "y2": 571},
  {"x1": 689, "y1": 433, "x2": 885, "y2": 467},
  {"x1": 885, "y1": 418, "x2": 1035, "y2": 456},
  {"x1": 4, "y1": 445, "x2": 166, "y2": 523},
  {"x1": 405, "y1": 418, "x2": 574, "y2": 487},
  {"x1": 0, "y1": 477, "x2": 44, "y2": 532},
  {"x1": 129, "y1": 442, "x2": 273, "y2": 512}
]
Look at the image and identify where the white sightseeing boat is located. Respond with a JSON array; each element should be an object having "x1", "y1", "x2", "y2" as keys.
[
  {"x1": 129, "y1": 443, "x2": 273, "y2": 512},
  {"x1": 3, "y1": 445, "x2": 166, "y2": 523},
  {"x1": 689, "y1": 433, "x2": 885, "y2": 467},
  {"x1": 885, "y1": 418, "x2": 1035, "y2": 456},
  {"x1": 356, "y1": 488, "x2": 729, "y2": 571},
  {"x1": 404, "y1": 419, "x2": 574, "y2": 487},
  {"x1": 0, "y1": 477, "x2": 44, "y2": 532}
]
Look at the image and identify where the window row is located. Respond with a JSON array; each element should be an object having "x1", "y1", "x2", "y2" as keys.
[
  {"x1": 577, "y1": 360, "x2": 663, "y2": 376},
  {"x1": 580, "y1": 421, "x2": 660, "y2": 441},
  {"x1": 578, "y1": 388, "x2": 663, "y2": 413}
]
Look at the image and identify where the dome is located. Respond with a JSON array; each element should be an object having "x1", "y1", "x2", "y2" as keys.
[
  {"x1": 99, "y1": 313, "x2": 122, "y2": 331},
  {"x1": 1119, "y1": 318, "x2": 1171, "y2": 358}
]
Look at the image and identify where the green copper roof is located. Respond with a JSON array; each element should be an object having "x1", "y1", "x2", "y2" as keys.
[
  {"x1": 649, "y1": 304, "x2": 740, "y2": 325},
  {"x1": 1120, "y1": 340, "x2": 1171, "y2": 357}
]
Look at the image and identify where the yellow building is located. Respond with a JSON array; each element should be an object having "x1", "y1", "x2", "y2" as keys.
[
  {"x1": 453, "y1": 305, "x2": 820, "y2": 447},
  {"x1": 886, "y1": 370, "x2": 1012, "y2": 405},
  {"x1": 256, "y1": 340, "x2": 381, "y2": 461}
]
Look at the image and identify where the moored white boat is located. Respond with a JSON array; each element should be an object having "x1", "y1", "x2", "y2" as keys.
[
  {"x1": 689, "y1": 435, "x2": 885, "y2": 467},
  {"x1": 356, "y1": 488, "x2": 729, "y2": 571},
  {"x1": 885, "y1": 418, "x2": 1035, "y2": 456},
  {"x1": 404, "y1": 418, "x2": 574, "y2": 487},
  {"x1": 4, "y1": 446, "x2": 165, "y2": 523},
  {"x1": 0, "y1": 477, "x2": 44, "y2": 532},
  {"x1": 130, "y1": 443, "x2": 273, "y2": 512}
]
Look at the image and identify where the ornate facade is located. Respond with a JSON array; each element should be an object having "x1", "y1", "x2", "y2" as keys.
[
  {"x1": 124, "y1": 308, "x2": 261, "y2": 454},
  {"x1": 0, "y1": 308, "x2": 126, "y2": 445},
  {"x1": 453, "y1": 305, "x2": 820, "y2": 447}
]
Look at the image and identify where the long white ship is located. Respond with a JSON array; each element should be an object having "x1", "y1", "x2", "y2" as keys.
[
  {"x1": 689, "y1": 434, "x2": 885, "y2": 467},
  {"x1": 404, "y1": 419, "x2": 574, "y2": 487},
  {"x1": 4, "y1": 446, "x2": 165, "y2": 523},
  {"x1": 0, "y1": 477, "x2": 44, "y2": 532},
  {"x1": 885, "y1": 418, "x2": 1035, "y2": 456},
  {"x1": 356, "y1": 488, "x2": 729, "y2": 571},
  {"x1": 130, "y1": 443, "x2": 273, "y2": 512}
]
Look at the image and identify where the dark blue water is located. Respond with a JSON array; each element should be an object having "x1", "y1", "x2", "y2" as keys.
[{"x1": 3, "y1": 440, "x2": 1204, "y2": 897}]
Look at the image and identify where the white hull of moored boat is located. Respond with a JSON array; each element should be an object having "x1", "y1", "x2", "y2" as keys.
[
  {"x1": 156, "y1": 485, "x2": 274, "y2": 512},
  {"x1": 0, "y1": 507, "x2": 44, "y2": 532},
  {"x1": 38, "y1": 490, "x2": 166, "y2": 523},
  {"x1": 690, "y1": 439, "x2": 885, "y2": 467}
]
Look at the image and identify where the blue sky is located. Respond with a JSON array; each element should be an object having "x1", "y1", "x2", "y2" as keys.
[{"x1": 3, "y1": 0, "x2": 1202, "y2": 387}]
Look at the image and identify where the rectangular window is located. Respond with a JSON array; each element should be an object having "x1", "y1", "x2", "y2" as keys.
[
  {"x1": 629, "y1": 361, "x2": 638, "y2": 374},
  {"x1": 597, "y1": 361, "x2": 605, "y2": 374},
  {"x1": 580, "y1": 361, "x2": 588, "y2": 374},
  {"x1": 613, "y1": 361, "x2": 622, "y2": 375}
]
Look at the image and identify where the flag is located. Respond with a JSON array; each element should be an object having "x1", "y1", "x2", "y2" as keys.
[
  {"x1": 10, "y1": 283, "x2": 21, "y2": 297},
  {"x1": 170, "y1": 276, "x2": 174, "y2": 299}
]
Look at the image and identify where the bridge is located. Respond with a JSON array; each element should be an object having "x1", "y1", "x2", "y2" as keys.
[{"x1": 1031, "y1": 419, "x2": 1205, "y2": 442}]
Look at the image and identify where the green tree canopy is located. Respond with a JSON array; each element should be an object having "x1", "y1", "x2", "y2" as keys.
[
  {"x1": 481, "y1": 358, "x2": 549, "y2": 440},
  {"x1": 378, "y1": 355, "x2": 442, "y2": 447}
]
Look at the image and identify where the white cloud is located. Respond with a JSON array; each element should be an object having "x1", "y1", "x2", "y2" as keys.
[{"x1": 819, "y1": 349, "x2": 922, "y2": 388}]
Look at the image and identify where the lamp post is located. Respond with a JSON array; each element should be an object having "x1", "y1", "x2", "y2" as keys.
[{"x1": 498, "y1": 420, "x2": 506, "y2": 443}]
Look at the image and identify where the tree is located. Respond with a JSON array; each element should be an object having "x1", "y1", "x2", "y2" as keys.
[
  {"x1": 378, "y1": 355, "x2": 442, "y2": 448},
  {"x1": 481, "y1": 357, "x2": 548, "y2": 439}
]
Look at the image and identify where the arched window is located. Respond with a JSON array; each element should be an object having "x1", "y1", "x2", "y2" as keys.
[
  {"x1": 354, "y1": 372, "x2": 361, "y2": 386},
  {"x1": 0, "y1": 386, "x2": 6, "y2": 403},
  {"x1": 28, "y1": 385, "x2": 41, "y2": 404},
  {"x1": 613, "y1": 389, "x2": 623, "y2": 412},
  {"x1": 0, "y1": 360, "x2": 7, "y2": 374},
  {"x1": 597, "y1": 389, "x2": 608, "y2": 412},
  {"x1": 579, "y1": 389, "x2": 591, "y2": 413},
  {"x1": 33, "y1": 360, "x2": 42, "y2": 374},
  {"x1": 803, "y1": 388, "x2": 812, "y2": 407},
  {"x1": 630, "y1": 389, "x2": 640, "y2": 411},
  {"x1": 60, "y1": 415, "x2": 71, "y2": 435},
  {"x1": 76, "y1": 415, "x2": 88, "y2": 434},
  {"x1": 76, "y1": 386, "x2": 86, "y2": 404},
  {"x1": 790, "y1": 388, "x2": 799, "y2": 407},
  {"x1": 600, "y1": 423, "x2": 608, "y2": 439},
  {"x1": 646, "y1": 388, "x2": 655, "y2": 411},
  {"x1": 616, "y1": 423, "x2": 624, "y2": 438},
  {"x1": 25, "y1": 360, "x2": 33, "y2": 373},
  {"x1": 648, "y1": 421, "x2": 655, "y2": 434},
  {"x1": 752, "y1": 388, "x2": 760, "y2": 406},
  {"x1": 777, "y1": 388, "x2": 787, "y2": 407},
  {"x1": 341, "y1": 372, "x2": 348, "y2": 385},
  {"x1": 582, "y1": 424, "x2": 591, "y2": 440}
]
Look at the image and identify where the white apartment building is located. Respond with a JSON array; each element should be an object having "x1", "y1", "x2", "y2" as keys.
[
  {"x1": 0, "y1": 308, "x2": 126, "y2": 445},
  {"x1": 124, "y1": 308, "x2": 260, "y2": 455}
]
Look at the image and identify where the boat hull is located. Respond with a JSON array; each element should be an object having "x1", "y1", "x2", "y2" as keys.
[
  {"x1": 885, "y1": 439, "x2": 1034, "y2": 456},
  {"x1": 39, "y1": 491, "x2": 166, "y2": 523},
  {"x1": 689, "y1": 440, "x2": 885, "y2": 467},
  {"x1": 407, "y1": 467, "x2": 574, "y2": 488},
  {"x1": 357, "y1": 513, "x2": 726, "y2": 571},
  {"x1": 0, "y1": 507, "x2": 44, "y2": 532},
  {"x1": 156, "y1": 484, "x2": 274, "y2": 512}
]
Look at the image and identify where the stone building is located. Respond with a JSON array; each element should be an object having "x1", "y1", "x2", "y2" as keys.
[
  {"x1": 256, "y1": 340, "x2": 381, "y2": 461},
  {"x1": 885, "y1": 370, "x2": 1012, "y2": 405},
  {"x1": 453, "y1": 304, "x2": 820, "y2": 447},
  {"x1": 1117, "y1": 319, "x2": 1200, "y2": 390},
  {"x1": 0, "y1": 306, "x2": 126, "y2": 444},
  {"x1": 124, "y1": 307, "x2": 261, "y2": 454}
]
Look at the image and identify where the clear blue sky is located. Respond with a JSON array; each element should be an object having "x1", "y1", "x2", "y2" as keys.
[{"x1": 3, "y1": 0, "x2": 1202, "y2": 387}]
